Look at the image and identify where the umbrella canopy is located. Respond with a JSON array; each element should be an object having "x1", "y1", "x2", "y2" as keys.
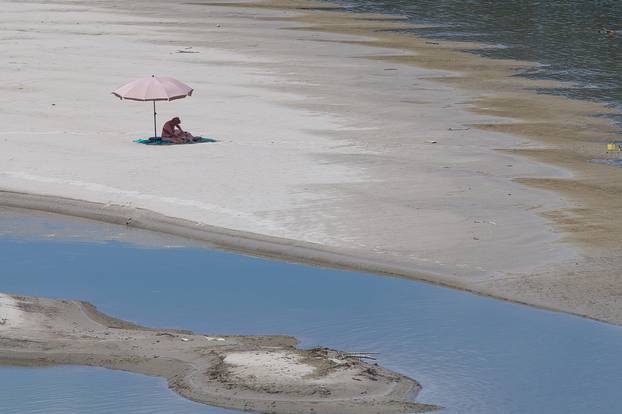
[{"x1": 112, "y1": 75, "x2": 193, "y2": 137}]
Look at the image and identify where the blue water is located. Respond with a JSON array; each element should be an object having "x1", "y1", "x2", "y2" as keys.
[
  {"x1": 1, "y1": 213, "x2": 622, "y2": 413},
  {"x1": 0, "y1": 367, "x2": 239, "y2": 414}
]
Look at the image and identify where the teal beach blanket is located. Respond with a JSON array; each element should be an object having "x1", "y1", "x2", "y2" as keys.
[{"x1": 133, "y1": 137, "x2": 216, "y2": 145}]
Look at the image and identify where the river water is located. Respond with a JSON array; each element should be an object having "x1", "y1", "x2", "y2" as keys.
[
  {"x1": 0, "y1": 209, "x2": 621, "y2": 414},
  {"x1": 331, "y1": 0, "x2": 622, "y2": 127}
]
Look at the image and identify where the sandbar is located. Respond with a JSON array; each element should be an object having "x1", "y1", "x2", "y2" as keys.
[{"x1": 0, "y1": 292, "x2": 438, "y2": 413}]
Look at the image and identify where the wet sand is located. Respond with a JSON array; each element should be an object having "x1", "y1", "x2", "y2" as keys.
[
  {"x1": 0, "y1": 0, "x2": 621, "y2": 324},
  {"x1": 0, "y1": 292, "x2": 438, "y2": 413}
]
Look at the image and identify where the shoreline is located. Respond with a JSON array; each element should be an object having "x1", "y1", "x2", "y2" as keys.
[
  {"x1": 0, "y1": 292, "x2": 439, "y2": 413},
  {"x1": 1, "y1": 0, "x2": 621, "y2": 325},
  {"x1": 0, "y1": 189, "x2": 615, "y2": 326},
  {"x1": 245, "y1": 0, "x2": 622, "y2": 251}
]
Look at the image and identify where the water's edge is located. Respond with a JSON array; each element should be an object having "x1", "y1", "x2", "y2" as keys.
[{"x1": 0, "y1": 190, "x2": 612, "y2": 326}]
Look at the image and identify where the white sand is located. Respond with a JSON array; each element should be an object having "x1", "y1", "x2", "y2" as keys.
[
  {"x1": 224, "y1": 350, "x2": 316, "y2": 382},
  {"x1": 0, "y1": 0, "x2": 595, "y2": 317},
  {"x1": 0, "y1": 294, "x2": 24, "y2": 329}
]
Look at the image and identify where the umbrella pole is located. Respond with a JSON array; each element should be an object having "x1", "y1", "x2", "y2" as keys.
[{"x1": 153, "y1": 101, "x2": 157, "y2": 138}]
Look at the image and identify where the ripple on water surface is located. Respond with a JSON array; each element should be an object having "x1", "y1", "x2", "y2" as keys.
[{"x1": 329, "y1": 0, "x2": 622, "y2": 116}]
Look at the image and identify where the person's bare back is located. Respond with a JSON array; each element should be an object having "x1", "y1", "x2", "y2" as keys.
[{"x1": 162, "y1": 117, "x2": 195, "y2": 143}]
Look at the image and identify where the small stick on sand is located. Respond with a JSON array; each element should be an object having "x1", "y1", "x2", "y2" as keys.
[{"x1": 348, "y1": 355, "x2": 377, "y2": 361}]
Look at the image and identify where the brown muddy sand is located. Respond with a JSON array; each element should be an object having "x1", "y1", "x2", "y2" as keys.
[{"x1": 0, "y1": 293, "x2": 438, "y2": 413}]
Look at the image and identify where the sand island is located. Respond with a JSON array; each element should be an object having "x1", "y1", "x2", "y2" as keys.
[{"x1": 0, "y1": 293, "x2": 438, "y2": 413}]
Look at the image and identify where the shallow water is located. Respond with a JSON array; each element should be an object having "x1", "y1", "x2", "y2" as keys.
[
  {"x1": 0, "y1": 366, "x2": 238, "y2": 414},
  {"x1": 331, "y1": 0, "x2": 622, "y2": 125},
  {"x1": 1, "y1": 210, "x2": 622, "y2": 413}
]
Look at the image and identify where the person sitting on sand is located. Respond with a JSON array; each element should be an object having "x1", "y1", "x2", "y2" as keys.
[{"x1": 162, "y1": 117, "x2": 195, "y2": 144}]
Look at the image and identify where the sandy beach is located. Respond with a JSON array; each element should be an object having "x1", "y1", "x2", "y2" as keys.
[
  {"x1": 0, "y1": 292, "x2": 438, "y2": 413},
  {"x1": 0, "y1": 0, "x2": 621, "y2": 324}
]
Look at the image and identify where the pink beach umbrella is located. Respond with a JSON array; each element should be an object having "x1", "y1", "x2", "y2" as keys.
[{"x1": 112, "y1": 75, "x2": 193, "y2": 138}]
